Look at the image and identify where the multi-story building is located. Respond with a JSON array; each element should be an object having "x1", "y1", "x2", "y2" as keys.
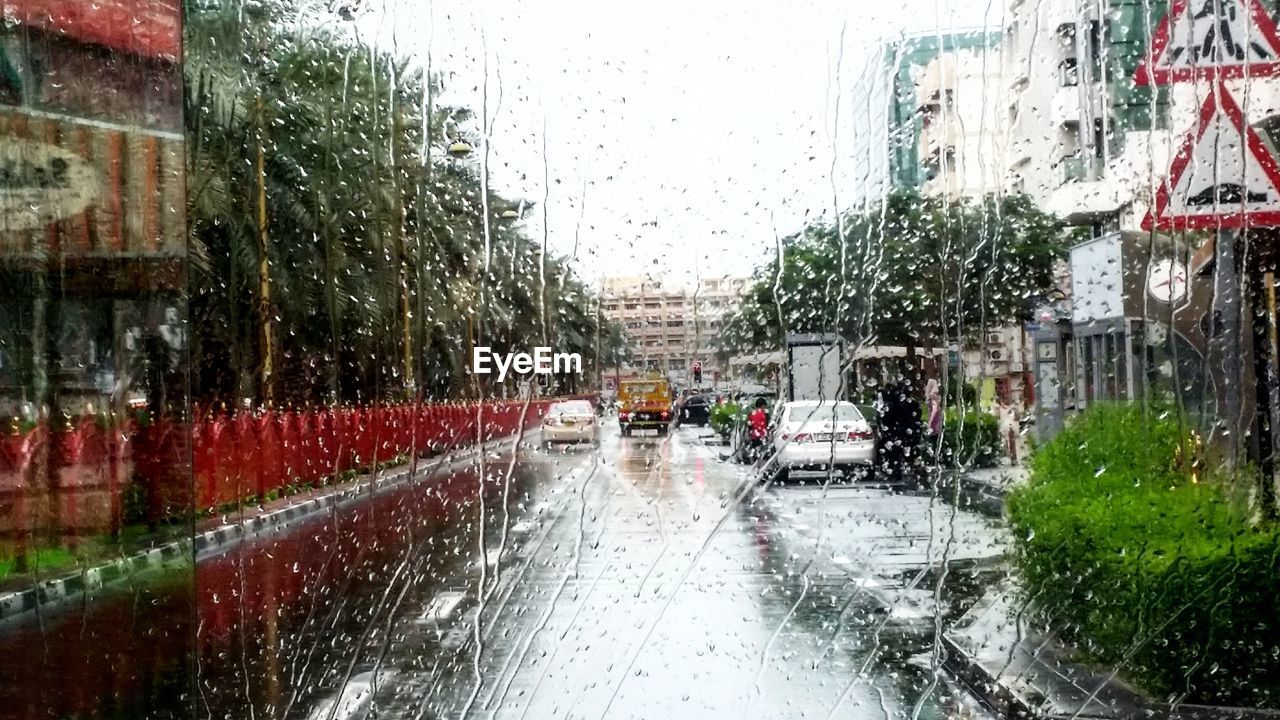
[
  {"x1": 1004, "y1": 0, "x2": 1171, "y2": 232},
  {"x1": 915, "y1": 47, "x2": 1008, "y2": 198},
  {"x1": 886, "y1": 30, "x2": 1002, "y2": 193},
  {"x1": 1001, "y1": 0, "x2": 1280, "y2": 447},
  {"x1": 601, "y1": 275, "x2": 748, "y2": 385},
  {"x1": 886, "y1": 30, "x2": 1037, "y2": 406}
]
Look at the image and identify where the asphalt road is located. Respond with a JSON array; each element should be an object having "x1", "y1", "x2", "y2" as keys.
[{"x1": 0, "y1": 417, "x2": 1009, "y2": 720}]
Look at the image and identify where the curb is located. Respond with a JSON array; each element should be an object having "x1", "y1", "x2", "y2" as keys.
[
  {"x1": 940, "y1": 595, "x2": 1280, "y2": 720},
  {"x1": 0, "y1": 433, "x2": 531, "y2": 625}
]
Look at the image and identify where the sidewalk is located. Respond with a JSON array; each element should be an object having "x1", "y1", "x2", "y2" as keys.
[
  {"x1": 943, "y1": 584, "x2": 1280, "y2": 720},
  {"x1": 940, "y1": 463, "x2": 1029, "y2": 517},
  {"x1": 0, "y1": 434, "x2": 526, "y2": 625}
]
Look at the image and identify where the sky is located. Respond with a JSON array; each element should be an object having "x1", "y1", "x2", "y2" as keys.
[{"x1": 350, "y1": 0, "x2": 1002, "y2": 288}]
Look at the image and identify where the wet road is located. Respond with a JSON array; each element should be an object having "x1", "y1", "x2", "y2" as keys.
[{"x1": 0, "y1": 418, "x2": 1009, "y2": 720}]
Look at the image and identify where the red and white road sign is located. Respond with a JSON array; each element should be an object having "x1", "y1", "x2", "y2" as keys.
[
  {"x1": 1135, "y1": 0, "x2": 1280, "y2": 85},
  {"x1": 1143, "y1": 81, "x2": 1280, "y2": 230}
]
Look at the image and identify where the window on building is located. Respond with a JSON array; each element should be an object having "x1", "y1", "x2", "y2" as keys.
[
  {"x1": 1059, "y1": 57, "x2": 1078, "y2": 87},
  {"x1": 1087, "y1": 20, "x2": 1104, "y2": 75}
]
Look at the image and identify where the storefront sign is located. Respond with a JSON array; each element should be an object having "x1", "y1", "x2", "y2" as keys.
[{"x1": 0, "y1": 139, "x2": 98, "y2": 232}]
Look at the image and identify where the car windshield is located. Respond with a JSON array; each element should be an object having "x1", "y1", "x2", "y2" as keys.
[{"x1": 7, "y1": 1, "x2": 1280, "y2": 718}]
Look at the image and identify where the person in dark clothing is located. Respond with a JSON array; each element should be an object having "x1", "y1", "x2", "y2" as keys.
[{"x1": 876, "y1": 379, "x2": 923, "y2": 483}]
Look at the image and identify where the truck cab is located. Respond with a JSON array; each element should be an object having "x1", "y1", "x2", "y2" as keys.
[{"x1": 618, "y1": 379, "x2": 673, "y2": 437}]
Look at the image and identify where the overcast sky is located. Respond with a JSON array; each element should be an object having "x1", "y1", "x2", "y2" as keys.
[{"x1": 353, "y1": 0, "x2": 1000, "y2": 288}]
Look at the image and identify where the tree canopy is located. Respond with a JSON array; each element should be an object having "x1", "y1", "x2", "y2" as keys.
[
  {"x1": 185, "y1": 0, "x2": 614, "y2": 406},
  {"x1": 720, "y1": 190, "x2": 1074, "y2": 355}
]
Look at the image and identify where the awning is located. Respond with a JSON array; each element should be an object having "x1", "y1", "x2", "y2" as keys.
[
  {"x1": 6, "y1": 0, "x2": 180, "y2": 61},
  {"x1": 852, "y1": 346, "x2": 946, "y2": 360}
]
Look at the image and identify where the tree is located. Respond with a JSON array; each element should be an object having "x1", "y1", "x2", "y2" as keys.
[
  {"x1": 720, "y1": 190, "x2": 1074, "y2": 357},
  {"x1": 185, "y1": 0, "x2": 606, "y2": 406}
]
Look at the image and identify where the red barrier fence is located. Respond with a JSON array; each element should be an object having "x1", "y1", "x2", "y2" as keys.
[{"x1": 0, "y1": 396, "x2": 591, "y2": 542}]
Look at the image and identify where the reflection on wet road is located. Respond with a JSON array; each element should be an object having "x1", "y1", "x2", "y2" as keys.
[{"x1": 0, "y1": 420, "x2": 1007, "y2": 719}]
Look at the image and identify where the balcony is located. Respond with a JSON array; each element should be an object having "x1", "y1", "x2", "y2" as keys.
[
  {"x1": 1052, "y1": 86, "x2": 1080, "y2": 126},
  {"x1": 1050, "y1": 0, "x2": 1078, "y2": 34},
  {"x1": 1049, "y1": 160, "x2": 1124, "y2": 223},
  {"x1": 1007, "y1": 139, "x2": 1032, "y2": 169},
  {"x1": 1060, "y1": 155, "x2": 1102, "y2": 183}
]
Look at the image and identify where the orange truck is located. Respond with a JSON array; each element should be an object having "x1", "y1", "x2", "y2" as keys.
[{"x1": 617, "y1": 379, "x2": 673, "y2": 437}]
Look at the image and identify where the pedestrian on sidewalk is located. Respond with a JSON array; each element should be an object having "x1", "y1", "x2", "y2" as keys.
[
  {"x1": 925, "y1": 378, "x2": 943, "y2": 438},
  {"x1": 747, "y1": 397, "x2": 769, "y2": 463}
]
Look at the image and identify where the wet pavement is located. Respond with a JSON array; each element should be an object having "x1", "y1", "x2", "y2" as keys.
[{"x1": 0, "y1": 419, "x2": 1009, "y2": 720}]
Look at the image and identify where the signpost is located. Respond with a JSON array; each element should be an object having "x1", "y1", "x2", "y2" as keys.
[
  {"x1": 1136, "y1": 0, "x2": 1280, "y2": 513},
  {"x1": 1142, "y1": 79, "x2": 1280, "y2": 230},
  {"x1": 1135, "y1": 0, "x2": 1280, "y2": 85}
]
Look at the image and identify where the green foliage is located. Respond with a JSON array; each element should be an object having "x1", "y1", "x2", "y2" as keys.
[
  {"x1": 718, "y1": 190, "x2": 1072, "y2": 356},
  {"x1": 184, "y1": 0, "x2": 607, "y2": 405},
  {"x1": 945, "y1": 379, "x2": 978, "y2": 408},
  {"x1": 1008, "y1": 403, "x2": 1280, "y2": 707},
  {"x1": 710, "y1": 402, "x2": 739, "y2": 438},
  {"x1": 936, "y1": 409, "x2": 1001, "y2": 468},
  {"x1": 0, "y1": 547, "x2": 78, "y2": 580}
]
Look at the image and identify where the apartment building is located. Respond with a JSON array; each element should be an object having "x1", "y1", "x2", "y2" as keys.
[
  {"x1": 885, "y1": 30, "x2": 1036, "y2": 404},
  {"x1": 887, "y1": 30, "x2": 1002, "y2": 192},
  {"x1": 916, "y1": 47, "x2": 1008, "y2": 198},
  {"x1": 1004, "y1": 0, "x2": 1173, "y2": 232},
  {"x1": 1000, "y1": 0, "x2": 1280, "y2": 443},
  {"x1": 600, "y1": 275, "x2": 749, "y2": 385}
]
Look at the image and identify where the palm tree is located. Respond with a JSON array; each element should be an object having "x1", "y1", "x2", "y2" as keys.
[{"x1": 185, "y1": 0, "x2": 606, "y2": 407}]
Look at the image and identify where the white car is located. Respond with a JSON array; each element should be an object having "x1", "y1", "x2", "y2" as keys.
[
  {"x1": 771, "y1": 400, "x2": 875, "y2": 477},
  {"x1": 541, "y1": 400, "x2": 598, "y2": 446}
]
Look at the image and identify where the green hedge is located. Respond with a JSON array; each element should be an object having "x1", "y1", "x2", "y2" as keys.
[
  {"x1": 710, "y1": 402, "x2": 739, "y2": 438},
  {"x1": 1007, "y1": 403, "x2": 1280, "y2": 707},
  {"x1": 937, "y1": 409, "x2": 1002, "y2": 468}
]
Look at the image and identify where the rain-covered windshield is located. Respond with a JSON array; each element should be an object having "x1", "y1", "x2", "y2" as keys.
[{"x1": 3, "y1": 0, "x2": 1279, "y2": 718}]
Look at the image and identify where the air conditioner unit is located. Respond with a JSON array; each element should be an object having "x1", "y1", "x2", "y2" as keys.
[
  {"x1": 986, "y1": 332, "x2": 1003, "y2": 346},
  {"x1": 988, "y1": 349, "x2": 1005, "y2": 362}
]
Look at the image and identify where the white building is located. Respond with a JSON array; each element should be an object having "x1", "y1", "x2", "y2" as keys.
[
  {"x1": 917, "y1": 48, "x2": 1009, "y2": 198},
  {"x1": 1003, "y1": 0, "x2": 1280, "y2": 232}
]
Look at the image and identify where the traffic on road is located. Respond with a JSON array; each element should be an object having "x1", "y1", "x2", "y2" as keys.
[{"x1": 4, "y1": 0, "x2": 1280, "y2": 718}]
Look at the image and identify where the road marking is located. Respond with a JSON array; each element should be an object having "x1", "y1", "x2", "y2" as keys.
[
  {"x1": 417, "y1": 591, "x2": 466, "y2": 624},
  {"x1": 305, "y1": 670, "x2": 395, "y2": 720}
]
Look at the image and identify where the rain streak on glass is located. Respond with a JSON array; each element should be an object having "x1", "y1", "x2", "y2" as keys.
[{"x1": 0, "y1": 0, "x2": 1278, "y2": 719}]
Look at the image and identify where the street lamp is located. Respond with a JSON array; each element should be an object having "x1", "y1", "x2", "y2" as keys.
[
  {"x1": 500, "y1": 208, "x2": 519, "y2": 220},
  {"x1": 448, "y1": 140, "x2": 473, "y2": 157}
]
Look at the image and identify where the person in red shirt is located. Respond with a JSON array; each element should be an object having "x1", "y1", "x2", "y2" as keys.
[{"x1": 746, "y1": 398, "x2": 769, "y2": 461}]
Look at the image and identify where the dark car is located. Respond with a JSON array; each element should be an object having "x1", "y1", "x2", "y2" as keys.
[{"x1": 677, "y1": 393, "x2": 711, "y2": 426}]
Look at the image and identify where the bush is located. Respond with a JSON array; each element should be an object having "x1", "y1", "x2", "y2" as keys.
[
  {"x1": 710, "y1": 402, "x2": 739, "y2": 438},
  {"x1": 937, "y1": 409, "x2": 1001, "y2": 468},
  {"x1": 1007, "y1": 402, "x2": 1280, "y2": 707}
]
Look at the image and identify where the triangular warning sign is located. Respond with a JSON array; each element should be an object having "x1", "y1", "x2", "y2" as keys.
[
  {"x1": 1135, "y1": 0, "x2": 1280, "y2": 85},
  {"x1": 1144, "y1": 81, "x2": 1280, "y2": 230}
]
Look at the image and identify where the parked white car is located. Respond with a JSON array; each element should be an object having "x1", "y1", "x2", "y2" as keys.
[
  {"x1": 541, "y1": 400, "x2": 598, "y2": 446},
  {"x1": 771, "y1": 400, "x2": 875, "y2": 477}
]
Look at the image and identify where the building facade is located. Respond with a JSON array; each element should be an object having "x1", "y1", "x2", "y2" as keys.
[
  {"x1": 886, "y1": 30, "x2": 1037, "y2": 407},
  {"x1": 916, "y1": 47, "x2": 1008, "y2": 198},
  {"x1": 1003, "y1": 0, "x2": 1280, "y2": 463},
  {"x1": 601, "y1": 275, "x2": 748, "y2": 386},
  {"x1": 886, "y1": 30, "x2": 1002, "y2": 192}
]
